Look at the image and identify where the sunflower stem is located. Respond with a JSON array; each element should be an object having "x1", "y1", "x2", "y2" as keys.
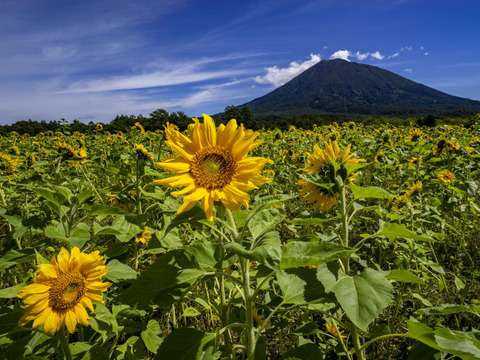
[
  {"x1": 337, "y1": 176, "x2": 366, "y2": 360},
  {"x1": 225, "y1": 208, "x2": 255, "y2": 359},
  {"x1": 135, "y1": 155, "x2": 142, "y2": 215},
  {"x1": 57, "y1": 327, "x2": 73, "y2": 360}
]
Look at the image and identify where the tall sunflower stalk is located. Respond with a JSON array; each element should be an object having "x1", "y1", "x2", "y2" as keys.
[
  {"x1": 154, "y1": 115, "x2": 272, "y2": 359},
  {"x1": 299, "y1": 140, "x2": 367, "y2": 360}
]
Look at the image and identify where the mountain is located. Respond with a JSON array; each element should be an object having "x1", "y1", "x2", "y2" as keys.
[{"x1": 240, "y1": 59, "x2": 480, "y2": 117}]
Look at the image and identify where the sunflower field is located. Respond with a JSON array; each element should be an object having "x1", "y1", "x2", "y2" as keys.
[{"x1": 1, "y1": 115, "x2": 480, "y2": 360}]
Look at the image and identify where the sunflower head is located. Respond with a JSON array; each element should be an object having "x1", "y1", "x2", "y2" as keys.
[
  {"x1": 297, "y1": 140, "x2": 365, "y2": 210},
  {"x1": 0, "y1": 152, "x2": 22, "y2": 176},
  {"x1": 135, "y1": 144, "x2": 154, "y2": 161},
  {"x1": 438, "y1": 170, "x2": 455, "y2": 184},
  {"x1": 405, "y1": 181, "x2": 422, "y2": 198},
  {"x1": 153, "y1": 114, "x2": 272, "y2": 221},
  {"x1": 17, "y1": 247, "x2": 111, "y2": 334},
  {"x1": 407, "y1": 128, "x2": 423, "y2": 142},
  {"x1": 134, "y1": 226, "x2": 152, "y2": 245}
]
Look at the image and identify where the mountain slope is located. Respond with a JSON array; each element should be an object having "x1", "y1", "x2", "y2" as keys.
[{"x1": 241, "y1": 59, "x2": 480, "y2": 117}]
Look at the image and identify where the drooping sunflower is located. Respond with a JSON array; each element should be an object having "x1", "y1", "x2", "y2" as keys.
[
  {"x1": 405, "y1": 181, "x2": 422, "y2": 198},
  {"x1": 438, "y1": 170, "x2": 455, "y2": 184},
  {"x1": 297, "y1": 140, "x2": 364, "y2": 210},
  {"x1": 17, "y1": 247, "x2": 111, "y2": 334},
  {"x1": 135, "y1": 144, "x2": 154, "y2": 161},
  {"x1": 153, "y1": 114, "x2": 272, "y2": 221}
]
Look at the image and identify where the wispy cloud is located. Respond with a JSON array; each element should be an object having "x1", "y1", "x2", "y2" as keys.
[
  {"x1": 330, "y1": 50, "x2": 385, "y2": 61},
  {"x1": 254, "y1": 54, "x2": 321, "y2": 87},
  {"x1": 404, "y1": 68, "x2": 412, "y2": 74}
]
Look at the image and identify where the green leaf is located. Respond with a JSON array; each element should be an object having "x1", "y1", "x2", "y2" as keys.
[
  {"x1": 45, "y1": 223, "x2": 90, "y2": 249},
  {"x1": 70, "y1": 343, "x2": 109, "y2": 360},
  {"x1": 117, "y1": 250, "x2": 205, "y2": 309},
  {"x1": 104, "y1": 259, "x2": 138, "y2": 282},
  {"x1": 185, "y1": 238, "x2": 218, "y2": 272},
  {"x1": 369, "y1": 222, "x2": 435, "y2": 242},
  {"x1": 406, "y1": 321, "x2": 480, "y2": 360},
  {"x1": 247, "y1": 208, "x2": 284, "y2": 241},
  {"x1": 344, "y1": 161, "x2": 368, "y2": 175},
  {"x1": 0, "y1": 283, "x2": 26, "y2": 298},
  {"x1": 246, "y1": 194, "x2": 296, "y2": 225},
  {"x1": 349, "y1": 184, "x2": 392, "y2": 199},
  {"x1": 386, "y1": 269, "x2": 425, "y2": 284},
  {"x1": 277, "y1": 268, "x2": 335, "y2": 305},
  {"x1": 415, "y1": 304, "x2": 476, "y2": 316},
  {"x1": 164, "y1": 206, "x2": 206, "y2": 237},
  {"x1": 224, "y1": 231, "x2": 281, "y2": 271},
  {"x1": 91, "y1": 204, "x2": 132, "y2": 216},
  {"x1": 285, "y1": 217, "x2": 340, "y2": 226},
  {"x1": 0, "y1": 309, "x2": 23, "y2": 337},
  {"x1": 155, "y1": 328, "x2": 219, "y2": 360},
  {"x1": 89, "y1": 303, "x2": 118, "y2": 343},
  {"x1": 0, "y1": 248, "x2": 36, "y2": 271},
  {"x1": 281, "y1": 241, "x2": 355, "y2": 269},
  {"x1": 141, "y1": 320, "x2": 163, "y2": 354},
  {"x1": 140, "y1": 187, "x2": 165, "y2": 201},
  {"x1": 30, "y1": 186, "x2": 67, "y2": 207},
  {"x1": 77, "y1": 188, "x2": 95, "y2": 204},
  {"x1": 182, "y1": 307, "x2": 201, "y2": 317},
  {"x1": 281, "y1": 343, "x2": 324, "y2": 360},
  {"x1": 408, "y1": 341, "x2": 442, "y2": 360},
  {"x1": 334, "y1": 268, "x2": 394, "y2": 331},
  {"x1": 114, "y1": 336, "x2": 146, "y2": 360}
]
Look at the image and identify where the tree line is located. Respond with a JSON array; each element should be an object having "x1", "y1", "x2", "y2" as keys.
[{"x1": 0, "y1": 106, "x2": 477, "y2": 136}]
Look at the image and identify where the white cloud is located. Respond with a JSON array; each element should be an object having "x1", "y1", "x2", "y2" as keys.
[
  {"x1": 330, "y1": 50, "x2": 351, "y2": 61},
  {"x1": 404, "y1": 68, "x2": 412, "y2": 74},
  {"x1": 354, "y1": 51, "x2": 370, "y2": 60},
  {"x1": 370, "y1": 51, "x2": 385, "y2": 60},
  {"x1": 254, "y1": 54, "x2": 321, "y2": 87},
  {"x1": 424, "y1": 52, "x2": 429, "y2": 56},
  {"x1": 330, "y1": 50, "x2": 385, "y2": 61},
  {"x1": 400, "y1": 46, "x2": 413, "y2": 51},
  {"x1": 389, "y1": 52, "x2": 399, "y2": 59}
]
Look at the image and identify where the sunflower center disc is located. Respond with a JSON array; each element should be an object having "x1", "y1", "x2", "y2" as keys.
[
  {"x1": 49, "y1": 270, "x2": 86, "y2": 310},
  {"x1": 191, "y1": 146, "x2": 237, "y2": 190}
]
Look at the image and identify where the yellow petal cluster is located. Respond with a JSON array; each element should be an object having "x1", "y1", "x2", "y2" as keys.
[
  {"x1": 17, "y1": 247, "x2": 111, "y2": 334},
  {"x1": 153, "y1": 114, "x2": 272, "y2": 221}
]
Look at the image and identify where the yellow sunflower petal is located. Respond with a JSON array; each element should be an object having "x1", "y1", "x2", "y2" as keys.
[{"x1": 65, "y1": 310, "x2": 77, "y2": 334}]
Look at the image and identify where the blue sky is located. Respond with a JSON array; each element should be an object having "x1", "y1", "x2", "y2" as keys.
[{"x1": 1, "y1": 0, "x2": 479, "y2": 125}]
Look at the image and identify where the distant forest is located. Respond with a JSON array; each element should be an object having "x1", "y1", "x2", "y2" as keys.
[{"x1": 0, "y1": 106, "x2": 478, "y2": 136}]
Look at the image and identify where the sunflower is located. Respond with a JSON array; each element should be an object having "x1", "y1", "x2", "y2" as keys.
[
  {"x1": 0, "y1": 152, "x2": 22, "y2": 176},
  {"x1": 17, "y1": 247, "x2": 111, "y2": 334},
  {"x1": 134, "y1": 226, "x2": 152, "y2": 245},
  {"x1": 438, "y1": 170, "x2": 455, "y2": 184},
  {"x1": 405, "y1": 181, "x2": 422, "y2": 197},
  {"x1": 406, "y1": 128, "x2": 423, "y2": 142},
  {"x1": 297, "y1": 140, "x2": 364, "y2": 210},
  {"x1": 325, "y1": 322, "x2": 347, "y2": 340},
  {"x1": 135, "y1": 144, "x2": 154, "y2": 161},
  {"x1": 153, "y1": 114, "x2": 271, "y2": 221},
  {"x1": 133, "y1": 122, "x2": 145, "y2": 134}
]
